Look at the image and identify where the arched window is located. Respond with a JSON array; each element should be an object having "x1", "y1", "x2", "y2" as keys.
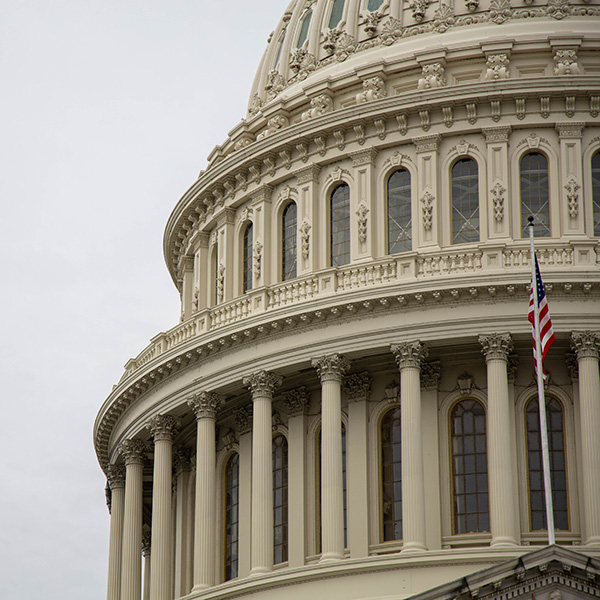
[
  {"x1": 592, "y1": 151, "x2": 600, "y2": 236},
  {"x1": 282, "y1": 202, "x2": 297, "y2": 281},
  {"x1": 451, "y1": 159, "x2": 479, "y2": 244},
  {"x1": 387, "y1": 169, "x2": 412, "y2": 254},
  {"x1": 450, "y1": 399, "x2": 489, "y2": 534},
  {"x1": 520, "y1": 152, "x2": 550, "y2": 238},
  {"x1": 224, "y1": 453, "x2": 240, "y2": 581},
  {"x1": 525, "y1": 396, "x2": 569, "y2": 531},
  {"x1": 368, "y1": 0, "x2": 384, "y2": 10},
  {"x1": 273, "y1": 434, "x2": 288, "y2": 564},
  {"x1": 296, "y1": 11, "x2": 312, "y2": 48},
  {"x1": 330, "y1": 184, "x2": 350, "y2": 267},
  {"x1": 242, "y1": 223, "x2": 253, "y2": 293},
  {"x1": 381, "y1": 407, "x2": 402, "y2": 541},
  {"x1": 328, "y1": 0, "x2": 345, "y2": 28}
]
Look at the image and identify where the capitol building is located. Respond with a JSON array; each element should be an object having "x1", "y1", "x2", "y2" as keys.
[{"x1": 95, "y1": 1, "x2": 600, "y2": 599}]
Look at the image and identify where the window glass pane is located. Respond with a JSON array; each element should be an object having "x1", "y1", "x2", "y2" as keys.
[
  {"x1": 368, "y1": 0, "x2": 384, "y2": 10},
  {"x1": 592, "y1": 152, "x2": 600, "y2": 236},
  {"x1": 328, "y1": 0, "x2": 345, "y2": 28},
  {"x1": 450, "y1": 400, "x2": 489, "y2": 534},
  {"x1": 282, "y1": 203, "x2": 297, "y2": 281},
  {"x1": 297, "y1": 11, "x2": 312, "y2": 48},
  {"x1": 381, "y1": 407, "x2": 402, "y2": 541},
  {"x1": 526, "y1": 397, "x2": 569, "y2": 531},
  {"x1": 521, "y1": 152, "x2": 550, "y2": 237},
  {"x1": 224, "y1": 454, "x2": 240, "y2": 580},
  {"x1": 330, "y1": 184, "x2": 350, "y2": 266},
  {"x1": 451, "y1": 159, "x2": 479, "y2": 244},
  {"x1": 273, "y1": 435, "x2": 288, "y2": 564},
  {"x1": 387, "y1": 169, "x2": 412, "y2": 254},
  {"x1": 243, "y1": 224, "x2": 253, "y2": 293}
]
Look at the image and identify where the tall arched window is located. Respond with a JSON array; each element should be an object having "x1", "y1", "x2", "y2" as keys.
[
  {"x1": 387, "y1": 169, "x2": 412, "y2": 254},
  {"x1": 224, "y1": 453, "x2": 240, "y2": 581},
  {"x1": 330, "y1": 184, "x2": 350, "y2": 267},
  {"x1": 296, "y1": 11, "x2": 312, "y2": 48},
  {"x1": 282, "y1": 202, "x2": 297, "y2": 281},
  {"x1": 450, "y1": 399, "x2": 489, "y2": 534},
  {"x1": 328, "y1": 0, "x2": 345, "y2": 28},
  {"x1": 521, "y1": 152, "x2": 550, "y2": 238},
  {"x1": 273, "y1": 434, "x2": 288, "y2": 564},
  {"x1": 592, "y1": 151, "x2": 600, "y2": 236},
  {"x1": 381, "y1": 407, "x2": 402, "y2": 541},
  {"x1": 451, "y1": 158, "x2": 479, "y2": 244},
  {"x1": 242, "y1": 223, "x2": 253, "y2": 293},
  {"x1": 525, "y1": 396, "x2": 569, "y2": 531}
]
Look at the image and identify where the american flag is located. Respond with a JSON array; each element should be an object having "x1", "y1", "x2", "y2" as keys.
[{"x1": 528, "y1": 255, "x2": 555, "y2": 380}]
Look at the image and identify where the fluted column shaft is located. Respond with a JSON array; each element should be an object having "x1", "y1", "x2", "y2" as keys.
[
  {"x1": 173, "y1": 448, "x2": 193, "y2": 597},
  {"x1": 392, "y1": 342, "x2": 427, "y2": 552},
  {"x1": 313, "y1": 354, "x2": 350, "y2": 562},
  {"x1": 244, "y1": 371, "x2": 282, "y2": 574},
  {"x1": 480, "y1": 334, "x2": 518, "y2": 546},
  {"x1": 188, "y1": 392, "x2": 221, "y2": 590},
  {"x1": 107, "y1": 465, "x2": 126, "y2": 600},
  {"x1": 571, "y1": 331, "x2": 600, "y2": 545},
  {"x1": 120, "y1": 440, "x2": 146, "y2": 600},
  {"x1": 147, "y1": 415, "x2": 179, "y2": 600},
  {"x1": 142, "y1": 534, "x2": 151, "y2": 600}
]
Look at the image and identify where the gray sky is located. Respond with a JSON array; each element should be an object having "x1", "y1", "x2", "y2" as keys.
[{"x1": 0, "y1": 1, "x2": 285, "y2": 598}]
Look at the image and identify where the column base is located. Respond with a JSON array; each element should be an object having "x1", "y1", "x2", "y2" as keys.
[
  {"x1": 319, "y1": 552, "x2": 344, "y2": 563},
  {"x1": 490, "y1": 536, "x2": 518, "y2": 547},
  {"x1": 192, "y1": 583, "x2": 212, "y2": 593},
  {"x1": 583, "y1": 536, "x2": 600, "y2": 547},
  {"x1": 401, "y1": 542, "x2": 427, "y2": 553},
  {"x1": 249, "y1": 566, "x2": 272, "y2": 576}
]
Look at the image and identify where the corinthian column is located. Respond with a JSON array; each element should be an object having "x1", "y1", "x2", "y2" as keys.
[
  {"x1": 392, "y1": 341, "x2": 428, "y2": 552},
  {"x1": 571, "y1": 331, "x2": 600, "y2": 545},
  {"x1": 173, "y1": 447, "x2": 193, "y2": 597},
  {"x1": 479, "y1": 333, "x2": 518, "y2": 546},
  {"x1": 187, "y1": 392, "x2": 221, "y2": 590},
  {"x1": 119, "y1": 439, "x2": 146, "y2": 600},
  {"x1": 312, "y1": 354, "x2": 350, "y2": 562},
  {"x1": 106, "y1": 464, "x2": 126, "y2": 600},
  {"x1": 243, "y1": 371, "x2": 282, "y2": 574},
  {"x1": 147, "y1": 415, "x2": 180, "y2": 600}
]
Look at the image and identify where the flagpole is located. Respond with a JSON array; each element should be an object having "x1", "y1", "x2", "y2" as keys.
[{"x1": 527, "y1": 215, "x2": 555, "y2": 545}]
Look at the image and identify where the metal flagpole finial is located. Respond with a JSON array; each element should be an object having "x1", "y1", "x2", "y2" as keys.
[{"x1": 528, "y1": 215, "x2": 534, "y2": 226}]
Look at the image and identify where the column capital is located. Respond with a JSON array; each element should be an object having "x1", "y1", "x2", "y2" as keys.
[
  {"x1": 243, "y1": 370, "x2": 282, "y2": 398},
  {"x1": 479, "y1": 333, "x2": 513, "y2": 362},
  {"x1": 188, "y1": 391, "x2": 222, "y2": 420},
  {"x1": 342, "y1": 372, "x2": 371, "y2": 401},
  {"x1": 141, "y1": 531, "x2": 151, "y2": 557},
  {"x1": 283, "y1": 386, "x2": 310, "y2": 416},
  {"x1": 107, "y1": 463, "x2": 126, "y2": 489},
  {"x1": 391, "y1": 341, "x2": 428, "y2": 370},
  {"x1": 146, "y1": 414, "x2": 180, "y2": 442},
  {"x1": 312, "y1": 353, "x2": 350, "y2": 383},
  {"x1": 119, "y1": 439, "x2": 147, "y2": 466},
  {"x1": 571, "y1": 331, "x2": 600, "y2": 360},
  {"x1": 173, "y1": 446, "x2": 193, "y2": 475}
]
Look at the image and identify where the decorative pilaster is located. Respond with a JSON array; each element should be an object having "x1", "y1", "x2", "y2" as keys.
[
  {"x1": 187, "y1": 392, "x2": 221, "y2": 590},
  {"x1": 571, "y1": 331, "x2": 600, "y2": 545},
  {"x1": 244, "y1": 371, "x2": 282, "y2": 574},
  {"x1": 173, "y1": 447, "x2": 193, "y2": 597},
  {"x1": 392, "y1": 341, "x2": 428, "y2": 552},
  {"x1": 119, "y1": 439, "x2": 147, "y2": 600},
  {"x1": 312, "y1": 354, "x2": 350, "y2": 561},
  {"x1": 147, "y1": 415, "x2": 180, "y2": 600},
  {"x1": 479, "y1": 334, "x2": 518, "y2": 546},
  {"x1": 107, "y1": 464, "x2": 126, "y2": 600}
]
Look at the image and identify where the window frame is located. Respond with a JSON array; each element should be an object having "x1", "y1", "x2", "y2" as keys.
[
  {"x1": 242, "y1": 222, "x2": 253, "y2": 293},
  {"x1": 329, "y1": 183, "x2": 351, "y2": 267},
  {"x1": 386, "y1": 168, "x2": 412, "y2": 255},
  {"x1": 450, "y1": 157, "x2": 480, "y2": 245},
  {"x1": 272, "y1": 432, "x2": 289, "y2": 565},
  {"x1": 379, "y1": 405, "x2": 403, "y2": 542},
  {"x1": 281, "y1": 201, "x2": 298, "y2": 282},
  {"x1": 223, "y1": 451, "x2": 240, "y2": 582},
  {"x1": 519, "y1": 151, "x2": 551, "y2": 239}
]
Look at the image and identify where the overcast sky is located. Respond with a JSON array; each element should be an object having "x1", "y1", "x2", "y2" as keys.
[{"x1": 0, "y1": 2, "x2": 285, "y2": 598}]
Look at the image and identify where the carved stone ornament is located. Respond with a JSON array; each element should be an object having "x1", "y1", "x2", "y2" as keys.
[
  {"x1": 490, "y1": 182, "x2": 506, "y2": 222},
  {"x1": 479, "y1": 333, "x2": 513, "y2": 362},
  {"x1": 222, "y1": 428, "x2": 239, "y2": 451},
  {"x1": 420, "y1": 191, "x2": 434, "y2": 230},
  {"x1": 119, "y1": 439, "x2": 147, "y2": 466},
  {"x1": 264, "y1": 70, "x2": 285, "y2": 101},
  {"x1": 173, "y1": 446, "x2": 193, "y2": 475},
  {"x1": 356, "y1": 76, "x2": 386, "y2": 103},
  {"x1": 107, "y1": 463, "x2": 126, "y2": 489},
  {"x1": 391, "y1": 341, "x2": 429, "y2": 370},
  {"x1": 257, "y1": 114, "x2": 289, "y2": 140},
  {"x1": 554, "y1": 49, "x2": 580, "y2": 75},
  {"x1": 301, "y1": 94, "x2": 333, "y2": 121},
  {"x1": 253, "y1": 240, "x2": 263, "y2": 278},
  {"x1": 289, "y1": 48, "x2": 317, "y2": 80},
  {"x1": 362, "y1": 11, "x2": 383, "y2": 36},
  {"x1": 456, "y1": 371, "x2": 475, "y2": 395},
  {"x1": 234, "y1": 406, "x2": 252, "y2": 435},
  {"x1": 243, "y1": 370, "x2": 282, "y2": 397},
  {"x1": 188, "y1": 391, "x2": 222, "y2": 420},
  {"x1": 380, "y1": 17, "x2": 403, "y2": 46},
  {"x1": 343, "y1": 372, "x2": 372, "y2": 401},
  {"x1": 300, "y1": 219, "x2": 311, "y2": 260},
  {"x1": 489, "y1": 0, "x2": 512, "y2": 24},
  {"x1": 564, "y1": 178, "x2": 581, "y2": 218},
  {"x1": 248, "y1": 93, "x2": 263, "y2": 116},
  {"x1": 507, "y1": 354, "x2": 519, "y2": 382},
  {"x1": 384, "y1": 380, "x2": 400, "y2": 401},
  {"x1": 147, "y1": 414, "x2": 180, "y2": 442},
  {"x1": 356, "y1": 203, "x2": 369, "y2": 244},
  {"x1": 217, "y1": 263, "x2": 225, "y2": 303},
  {"x1": 141, "y1": 531, "x2": 151, "y2": 557},
  {"x1": 465, "y1": 0, "x2": 479, "y2": 11},
  {"x1": 547, "y1": 0, "x2": 571, "y2": 20},
  {"x1": 564, "y1": 352, "x2": 579, "y2": 381},
  {"x1": 333, "y1": 31, "x2": 356, "y2": 62},
  {"x1": 485, "y1": 54, "x2": 510, "y2": 80},
  {"x1": 410, "y1": 0, "x2": 431, "y2": 22},
  {"x1": 570, "y1": 331, "x2": 600, "y2": 360},
  {"x1": 433, "y1": 3, "x2": 455, "y2": 32},
  {"x1": 418, "y1": 63, "x2": 446, "y2": 90},
  {"x1": 312, "y1": 353, "x2": 351, "y2": 383},
  {"x1": 421, "y1": 360, "x2": 442, "y2": 389},
  {"x1": 283, "y1": 387, "x2": 310, "y2": 416}
]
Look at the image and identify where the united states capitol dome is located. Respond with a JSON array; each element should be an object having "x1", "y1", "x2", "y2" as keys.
[{"x1": 98, "y1": 1, "x2": 600, "y2": 599}]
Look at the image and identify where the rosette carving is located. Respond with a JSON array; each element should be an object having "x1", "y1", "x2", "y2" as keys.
[{"x1": 188, "y1": 391, "x2": 222, "y2": 420}]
